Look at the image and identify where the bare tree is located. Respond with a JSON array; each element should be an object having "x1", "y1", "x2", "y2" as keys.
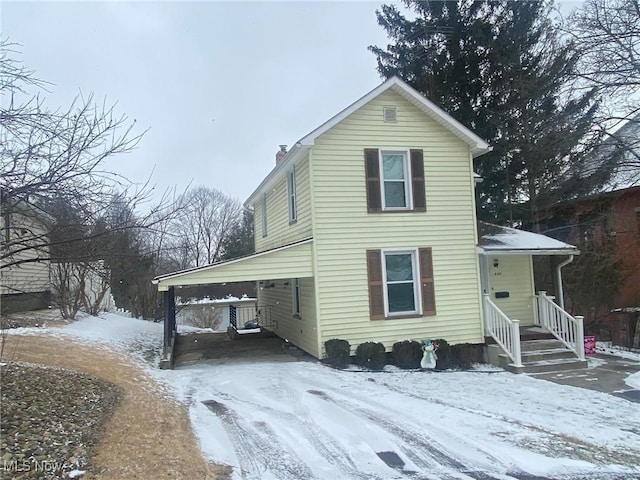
[
  {"x1": 569, "y1": 0, "x2": 640, "y2": 103},
  {"x1": 169, "y1": 186, "x2": 242, "y2": 269},
  {"x1": 0, "y1": 40, "x2": 182, "y2": 319},
  {"x1": 567, "y1": 0, "x2": 640, "y2": 185}
]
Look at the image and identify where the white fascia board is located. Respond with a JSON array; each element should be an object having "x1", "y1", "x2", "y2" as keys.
[
  {"x1": 388, "y1": 79, "x2": 491, "y2": 157},
  {"x1": 477, "y1": 247, "x2": 581, "y2": 256}
]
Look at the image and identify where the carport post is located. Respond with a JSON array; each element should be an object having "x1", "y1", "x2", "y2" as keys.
[{"x1": 164, "y1": 286, "x2": 176, "y2": 348}]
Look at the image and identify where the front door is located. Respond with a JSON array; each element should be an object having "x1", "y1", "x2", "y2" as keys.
[{"x1": 485, "y1": 254, "x2": 535, "y2": 326}]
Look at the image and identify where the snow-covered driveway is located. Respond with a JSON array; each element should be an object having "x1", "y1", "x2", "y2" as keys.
[
  {"x1": 23, "y1": 314, "x2": 640, "y2": 480},
  {"x1": 157, "y1": 357, "x2": 640, "y2": 480}
]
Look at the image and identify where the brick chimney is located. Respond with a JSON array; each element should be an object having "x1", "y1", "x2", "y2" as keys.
[{"x1": 276, "y1": 144, "x2": 287, "y2": 163}]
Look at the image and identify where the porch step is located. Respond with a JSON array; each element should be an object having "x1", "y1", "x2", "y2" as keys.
[
  {"x1": 504, "y1": 358, "x2": 589, "y2": 374},
  {"x1": 488, "y1": 339, "x2": 588, "y2": 374}
]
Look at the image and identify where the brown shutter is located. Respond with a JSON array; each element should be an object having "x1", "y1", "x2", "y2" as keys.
[
  {"x1": 410, "y1": 149, "x2": 426, "y2": 212},
  {"x1": 366, "y1": 250, "x2": 385, "y2": 320},
  {"x1": 364, "y1": 149, "x2": 381, "y2": 213},
  {"x1": 419, "y1": 247, "x2": 436, "y2": 316}
]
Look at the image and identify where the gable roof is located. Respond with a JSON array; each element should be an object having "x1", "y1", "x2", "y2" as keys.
[{"x1": 245, "y1": 76, "x2": 491, "y2": 207}]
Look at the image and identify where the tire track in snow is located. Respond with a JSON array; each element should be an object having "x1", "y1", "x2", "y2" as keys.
[
  {"x1": 274, "y1": 370, "x2": 389, "y2": 480},
  {"x1": 202, "y1": 399, "x2": 317, "y2": 480},
  {"x1": 378, "y1": 380, "x2": 640, "y2": 469},
  {"x1": 305, "y1": 388, "x2": 506, "y2": 480}
]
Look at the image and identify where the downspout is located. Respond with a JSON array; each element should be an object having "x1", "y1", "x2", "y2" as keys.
[{"x1": 555, "y1": 255, "x2": 574, "y2": 310}]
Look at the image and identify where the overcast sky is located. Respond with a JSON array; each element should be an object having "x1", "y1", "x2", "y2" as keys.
[{"x1": 2, "y1": 1, "x2": 584, "y2": 206}]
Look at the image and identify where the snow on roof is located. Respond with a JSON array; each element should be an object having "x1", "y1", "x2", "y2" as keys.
[
  {"x1": 478, "y1": 221, "x2": 579, "y2": 254},
  {"x1": 584, "y1": 113, "x2": 640, "y2": 193}
]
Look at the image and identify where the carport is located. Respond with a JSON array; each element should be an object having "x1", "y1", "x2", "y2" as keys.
[{"x1": 152, "y1": 238, "x2": 313, "y2": 368}]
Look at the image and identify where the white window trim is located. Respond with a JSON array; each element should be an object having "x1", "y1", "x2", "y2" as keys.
[
  {"x1": 287, "y1": 167, "x2": 297, "y2": 224},
  {"x1": 261, "y1": 193, "x2": 268, "y2": 237},
  {"x1": 381, "y1": 248, "x2": 422, "y2": 317},
  {"x1": 379, "y1": 148, "x2": 413, "y2": 211},
  {"x1": 292, "y1": 278, "x2": 301, "y2": 318}
]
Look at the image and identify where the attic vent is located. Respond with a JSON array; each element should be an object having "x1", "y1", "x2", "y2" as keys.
[{"x1": 383, "y1": 106, "x2": 397, "y2": 122}]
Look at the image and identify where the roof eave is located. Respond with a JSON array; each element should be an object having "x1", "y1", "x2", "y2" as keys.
[
  {"x1": 478, "y1": 247, "x2": 580, "y2": 256},
  {"x1": 244, "y1": 144, "x2": 310, "y2": 207}
]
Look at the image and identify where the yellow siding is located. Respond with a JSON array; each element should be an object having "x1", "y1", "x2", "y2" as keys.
[
  {"x1": 486, "y1": 255, "x2": 535, "y2": 325},
  {"x1": 311, "y1": 89, "x2": 483, "y2": 353},
  {"x1": 258, "y1": 277, "x2": 319, "y2": 357},
  {"x1": 254, "y1": 154, "x2": 313, "y2": 253},
  {"x1": 1, "y1": 212, "x2": 50, "y2": 295}
]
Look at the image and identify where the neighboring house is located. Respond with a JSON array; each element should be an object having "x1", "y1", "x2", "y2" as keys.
[
  {"x1": 586, "y1": 113, "x2": 640, "y2": 192},
  {"x1": 1, "y1": 193, "x2": 52, "y2": 313},
  {"x1": 539, "y1": 185, "x2": 640, "y2": 347},
  {"x1": 154, "y1": 77, "x2": 585, "y2": 371}
]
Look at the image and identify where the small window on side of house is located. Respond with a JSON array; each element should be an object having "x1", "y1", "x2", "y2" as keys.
[
  {"x1": 292, "y1": 278, "x2": 301, "y2": 318},
  {"x1": 287, "y1": 167, "x2": 297, "y2": 224},
  {"x1": 261, "y1": 193, "x2": 268, "y2": 237}
]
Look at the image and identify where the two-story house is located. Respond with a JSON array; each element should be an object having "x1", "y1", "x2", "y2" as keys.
[{"x1": 154, "y1": 77, "x2": 586, "y2": 372}]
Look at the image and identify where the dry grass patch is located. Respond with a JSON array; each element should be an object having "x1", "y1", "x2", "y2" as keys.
[{"x1": 2, "y1": 335, "x2": 231, "y2": 480}]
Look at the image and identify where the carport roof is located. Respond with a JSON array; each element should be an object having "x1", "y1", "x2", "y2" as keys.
[{"x1": 153, "y1": 238, "x2": 313, "y2": 291}]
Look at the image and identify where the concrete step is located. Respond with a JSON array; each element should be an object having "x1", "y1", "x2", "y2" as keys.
[
  {"x1": 520, "y1": 339, "x2": 567, "y2": 352},
  {"x1": 520, "y1": 348, "x2": 578, "y2": 363},
  {"x1": 504, "y1": 358, "x2": 589, "y2": 374}
]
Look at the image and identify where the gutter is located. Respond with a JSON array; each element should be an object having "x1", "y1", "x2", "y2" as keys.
[{"x1": 556, "y1": 255, "x2": 574, "y2": 309}]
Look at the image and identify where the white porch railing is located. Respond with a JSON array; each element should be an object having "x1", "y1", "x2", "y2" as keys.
[
  {"x1": 535, "y1": 291, "x2": 585, "y2": 360},
  {"x1": 483, "y1": 293, "x2": 523, "y2": 367}
]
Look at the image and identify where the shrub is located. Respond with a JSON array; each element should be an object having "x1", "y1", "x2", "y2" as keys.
[
  {"x1": 324, "y1": 338, "x2": 351, "y2": 368},
  {"x1": 449, "y1": 343, "x2": 483, "y2": 370},
  {"x1": 433, "y1": 338, "x2": 451, "y2": 370},
  {"x1": 392, "y1": 340, "x2": 423, "y2": 369},
  {"x1": 355, "y1": 342, "x2": 386, "y2": 370}
]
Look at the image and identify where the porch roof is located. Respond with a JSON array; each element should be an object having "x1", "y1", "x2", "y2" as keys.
[
  {"x1": 152, "y1": 238, "x2": 314, "y2": 291},
  {"x1": 477, "y1": 222, "x2": 579, "y2": 255}
]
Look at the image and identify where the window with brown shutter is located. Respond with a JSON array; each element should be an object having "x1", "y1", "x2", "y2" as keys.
[
  {"x1": 365, "y1": 149, "x2": 381, "y2": 213},
  {"x1": 365, "y1": 148, "x2": 426, "y2": 213},
  {"x1": 367, "y1": 247, "x2": 436, "y2": 319},
  {"x1": 411, "y1": 149, "x2": 426, "y2": 212},
  {"x1": 366, "y1": 250, "x2": 385, "y2": 319},
  {"x1": 419, "y1": 247, "x2": 436, "y2": 316}
]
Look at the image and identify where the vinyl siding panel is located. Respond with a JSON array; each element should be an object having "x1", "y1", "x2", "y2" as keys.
[
  {"x1": 253, "y1": 155, "x2": 313, "y2": 253},
  {"x1": 311, "y1": 90, "x2": 483, "y2": 353},
  {"x1": 258, "y1": 276, "x2": 319, "y2": 357},
  {"x1": 486, "y1": 255, "x2": 535, "y2": 325},
  {"x1": 1, "y1": 212, "x2": 50, "y2": 295}
]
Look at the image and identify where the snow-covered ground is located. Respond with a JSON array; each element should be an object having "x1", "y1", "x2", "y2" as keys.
[{"x1": 8, "y1": 313, "x2": 640, "y2": 480}]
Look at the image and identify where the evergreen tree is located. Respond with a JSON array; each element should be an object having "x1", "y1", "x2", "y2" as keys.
[
  {"x1": 370, "y1": 0, "x2": 605, "y2": 227},
  {"x1": 220, "y1": 208, "x2": 254, "y2": 261}
]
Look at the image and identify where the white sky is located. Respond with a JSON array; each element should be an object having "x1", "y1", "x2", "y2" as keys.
[{"x1": 1, "y1": 1, "x2": 585, "y2": 206}]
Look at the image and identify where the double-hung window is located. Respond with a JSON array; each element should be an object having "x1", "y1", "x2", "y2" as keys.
[
  {"x1": 366, "y1": 247, "x2": 436, "y2": 320},
  {"x1": 287, "y1": 167, "x2": 297, "y2": 223},
  {"x1": 380, "y1": 150, "x2": 411, "y2": 210},
  {"x1": 382, "y1": 250, "x2": 420, "y2": 315},
  {"x1": 364, "y1": 148, "x2": 425, "y2": 213}
]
